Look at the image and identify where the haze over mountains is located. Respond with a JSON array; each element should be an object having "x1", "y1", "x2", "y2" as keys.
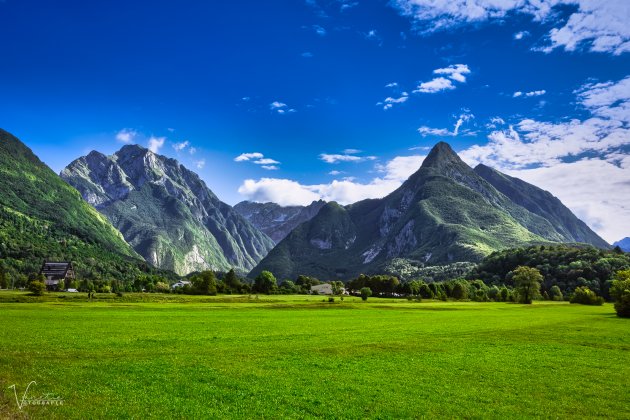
[
  {"x1": 251, "y1": 142, "x2": 609, "y2": 280},
  {"x1": 61, "y1": 145, "x2": 274, "y2": 275}
]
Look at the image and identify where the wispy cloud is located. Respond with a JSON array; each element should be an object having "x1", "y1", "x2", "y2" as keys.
[
  {"x1": 194, "y1": 159, "x2": 206, "y2": 169},
  {"x1": 235, "y1": 152, "x2": 281, "y2": 170},
  {"x1": 514, "y1": 89, "x2": 546, "y2": 98},
  {"x1": 390, "y1": 0, "x2": 630, "y2": 55},
  {"x1": 313, "y1": 24, "x2": 326, "y2": 36},
  {"x1": 378, "y1": 92, "x2": 409, "y2": 110},
  {"x1": 363, "y1": 29, "x2": 383, "y2": 45},
  {"x1": 514, "y1": 30, "x2": 530, "y2": 40},
  {"x1": 319, "y1": 152, "x2": 377, "y2": 163},
  {"x1": 269, "y1": 101, "x2": 296, "y2": 114},
  {"x1": 418, "y1": 111, "x2": 475, "y2": 136},
  {"x1": 115, "y1": 129, "x2": 137, "y2": 144},
  {"x1": 173, "y1": 140, "x2": 189, "y2": 152},
  {"x1": 235, "y1": 152, "x2": 264, "y2": 162},
  {"x1": 148, "y1": 136, "x2": 165, "y2": 153},
  {"x1": 414, "y1": 64, "x2": 470, "y2": 93}
]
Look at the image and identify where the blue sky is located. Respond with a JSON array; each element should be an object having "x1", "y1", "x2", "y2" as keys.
[{"x1": 0, "y1": 0, "x2": 629, "y2": 242}]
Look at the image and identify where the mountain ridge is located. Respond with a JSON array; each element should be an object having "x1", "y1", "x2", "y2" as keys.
[
  {"x1": 250, "y1": 142, "x2": 609, "y2": 280},
  {"x1": 62, "y1": 144, "x2": 275, "y2": 275}
]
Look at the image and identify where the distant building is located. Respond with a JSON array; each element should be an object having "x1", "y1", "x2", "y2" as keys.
[
  {"x1": 40, "y1": 261, "x2": 75, "y2": 291},
  {"x1": 172, "y1": 280, "x2": 192, "y2": 289},
  {"x1": 310, "y1": 283, "x2": 333, "y2": 295}
]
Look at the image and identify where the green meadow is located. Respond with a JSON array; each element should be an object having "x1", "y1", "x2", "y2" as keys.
[{"x1": 0, "y1": 292, "x2": 628, "y2": 419}]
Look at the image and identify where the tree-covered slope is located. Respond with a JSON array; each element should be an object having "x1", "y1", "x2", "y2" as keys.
[
  {"x1": 0, "y1": 129, "x2": 172, "y2": 281},
  {"x1": 251, "y1": 142, "x2": 608, "y2": 281},
  {"x1": 62, "y1": 145, "x2": 275, "y2": 275}
]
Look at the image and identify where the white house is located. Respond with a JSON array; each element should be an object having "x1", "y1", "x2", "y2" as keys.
[
  {"x1": 172, "y1": 280, "x2": 192, "y2": 289},
  {"x1": 310, "y1": 283, "x2": 333, "y2": 295}
]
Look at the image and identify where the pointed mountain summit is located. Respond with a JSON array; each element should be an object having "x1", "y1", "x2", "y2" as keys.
[
  {"x1": 251, "y1": 141, "x2": 608, "y2": 280},
  {"x1": 62, "y1": 145, "x2": 275, "y2": 275}
]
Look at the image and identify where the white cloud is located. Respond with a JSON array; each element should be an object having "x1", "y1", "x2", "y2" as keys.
[
  {"x1": 254, "y1": 158, "x2": 281, "y2": 165},
  {"x1": 514, "y1": 30, "x2": 530, "y2": 40},
  {"x1": 379, "y1": 92, "x2": 409, "y2": 110},
  {"x1": 194, "y1": 159, "x2": 206, "y2": 169},
  {"x1": 414, "y1": 64, "x2": 470, "y2": 94},
  {"x1": 320, "y1": 153, "x2": 377, "y2": 163},
  {"x1": 414, "y1": 77, "x2": 455, "y2": 93},
  {"x1": 385, "y1": 82, "x2": 399, "y2": 88},
  {"x1": 506, "y1": 159, "x2": 630, "y2": 243},
  {"x1": 433, "y1": 63, "x2": 471, "y2": 83},
  {"x1": 189, "y1": 147, "x2": 197, "y2": 155},
  {"x1": 343, "y1": 149, "x2": 362, "y2": 154},
  {"x1": 235, "y1": 152, "x2": 264, "y2": 162},
  {"x1": 514, "y1": 89, "x2": 546, "y2": 98},
  {"x1": 173, "y1": 141, "x2": 189, "y2": 152},
  {"x1": 363, "y1": 29, "x2": 383, "y2": 45},
  {"x1": 235, "y1": 152, "x2": 282, "y2": 169},
  {"x1": 418, "y1": 111, "x2": 475, "y2": 136},
  {"x1": 329, "y1": 170, "x2": 344, "y2": 176},
  {"x1": 238, "y1": 153, "x2": 426, "y2": 206},
  {"x1": 390, "y1": 0, "x2": 630, "y2": 55},
  {"x1": 270, "y1": 101, "x2": 296, "y2": 114},
  {"x1": 116, "y1": 129, "x2": 137, "y2": 144},
  {"x1": 459, "y1": 75, "x2": 630, "y2": 242},
  {"x1": 148, "y1": 136, "x2": 165, "y2": 153},
  {"x1": 313, "y1": 24, "x2": 326, "y2": 36}
]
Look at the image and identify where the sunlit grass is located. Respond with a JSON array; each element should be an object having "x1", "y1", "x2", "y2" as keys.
[{"x1": 1, "y1": 292, "x2": 628, "y2": 418}]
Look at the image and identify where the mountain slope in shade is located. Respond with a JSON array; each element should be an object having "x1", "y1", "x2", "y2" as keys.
[
  {"x1": 0, "y1": 129, "x2": 160, "y2": 278},
  {"x1": 613, "y1": 237, "x2": 630, "y2": 252},
  {"x1": 251, "y1": 142, "x2": 608, "y2": 281},
  {"x1": 474, "y1": 164, "x2": 609, "y2": 248},
  {"x1": 61, "y1": 145, "x2": 275, "y2": 275},
  {"x1": 233, "y1": 200, "x2": 326, "y2": 243}
]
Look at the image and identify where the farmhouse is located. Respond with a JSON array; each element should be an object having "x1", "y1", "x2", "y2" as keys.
[
  {"x1": 310, "y1": 283, "x2": 333, "y2": 295},
  {"x1": 172, "y1": 280, "x2": 192, "y2": 289},
  {"x1": 40, "y1": 261, "x2": 75, "y2": 291}
]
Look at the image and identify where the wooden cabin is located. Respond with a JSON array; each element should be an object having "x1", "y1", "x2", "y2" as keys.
[{"x1": 40, "y1": 261, "x2": 75, "y2": 291}]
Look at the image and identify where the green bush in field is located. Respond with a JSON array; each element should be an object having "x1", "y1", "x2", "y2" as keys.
[
  {"x1": 360, "y1": 287, "x2": 372, "y2": 301},
  {"x1": 28, "y1": 281, "x2": 46, "y2": 296},
  {"x1": 610, "y1": 270, "x2": 630, "y2": 318},
  {"x1": 550, "y1": 285, "x2": 563, "y2": 301},
  {"x1": 570, "y1": 286, "x2": 604, "y2": 306}
]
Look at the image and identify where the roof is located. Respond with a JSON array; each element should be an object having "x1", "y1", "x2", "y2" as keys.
[{"x1": 40, "y1": 261, "x2": 74, "y2": 281}]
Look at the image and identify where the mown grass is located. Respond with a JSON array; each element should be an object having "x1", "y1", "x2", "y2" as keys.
[{"x1": 0, "y1": 291, "x2": 628, "y2": 419}]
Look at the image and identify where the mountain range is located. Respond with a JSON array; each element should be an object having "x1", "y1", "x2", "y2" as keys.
[
  {"x1": 250, "y1": 142, "x2": 609, "y2": 280},
  {"x1": 0, "y1": 129, "x2": 168, "y2": 280},
  {"x1": 61, "y1": 145, "x2": 274, "y2": 275},
  {"x1": 233, "y1": 200, "x2": 326, "y2": 244}
]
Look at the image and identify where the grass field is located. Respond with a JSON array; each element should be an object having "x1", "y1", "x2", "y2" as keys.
[{"x1": 0, "y1": 291, "x2": 628, "y2": 419}]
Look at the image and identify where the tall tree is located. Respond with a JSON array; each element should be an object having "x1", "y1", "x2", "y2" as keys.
[
  {"x1": 254, "y1": 270, "x2": 277, "y2": 294},
  {"x1": 512, "y1": 266, "x2": 542, "y2": 304}
]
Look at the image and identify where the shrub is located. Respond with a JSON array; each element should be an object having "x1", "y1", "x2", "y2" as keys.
[
  {"x1": 28, "y1": 281, "x2": 46, "y2": 296},
  {"x1": 328, "y1": 297, "x2": 335, "y2": 303},
  {"x1": 570, "y1": 286, "x2": 604, "y2": 306},
  {"x1": 360, "y1": 287, "x2": 372, "y2": 301},
  {"x1": 550, "y1": 285, "x2": 563, "y2": 301}
]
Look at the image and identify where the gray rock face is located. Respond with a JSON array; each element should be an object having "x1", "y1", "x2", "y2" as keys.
[
  {"x1": 233, "y1": 200, "x2": 326, "y2": 243},
  {"x1": 61, "y1": 144, "x2": 275, "y2": 275}
]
